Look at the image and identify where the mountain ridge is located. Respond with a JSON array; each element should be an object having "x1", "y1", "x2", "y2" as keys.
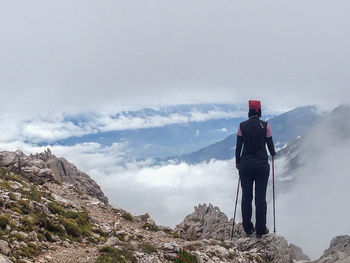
[{"x1": 168, "y1": 105, "x2": 322, "y2": 164}]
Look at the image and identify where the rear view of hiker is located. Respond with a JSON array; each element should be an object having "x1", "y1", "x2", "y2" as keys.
[{"x1": 235, "y1": 100, "x2": 276, "y2": 237}]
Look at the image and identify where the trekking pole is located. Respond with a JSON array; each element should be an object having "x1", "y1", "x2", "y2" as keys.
[
  {"x1": 272, "y1": 156, "x2": 276, "y2": 234},
  {"x1": 231, "y1": 176, "x2": 241, "y2": 240}
]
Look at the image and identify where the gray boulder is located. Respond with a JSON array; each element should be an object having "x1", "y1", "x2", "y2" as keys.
[
  {"x1": 0, "y1": 240, "x2": 10, "y2": 256},
  {"x1": 176, "y1": 203, "x2": 232, "y2": 240},
  {"x1": 162, "y1": 242, "x2": 183, "y2": 260},
  {"x1": 0, "y1": 254, "x2": 12, "y2": 263}
]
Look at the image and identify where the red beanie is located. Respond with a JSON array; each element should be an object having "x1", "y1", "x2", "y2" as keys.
[
  {"x1": 248, "y1": 100, "x2": 262, "y2": 117},
  {"x1": 249, "y1": 100, "x2": 261, "y2": 111}
]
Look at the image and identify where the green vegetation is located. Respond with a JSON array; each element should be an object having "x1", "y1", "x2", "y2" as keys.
[
  {"x1": 121, "y1": 211, "x2": 133, "y2": 221},
  {"x1": 174, "y1": 250, "x2": 197, "y2": 263},
  {"x1": 142, "y1": 222, "x2": 158, "y2": 232},
  {"x1": 228, "y1": 251, "x2": 238, "y2": 260},
  {"x1": 140, "y1": 242, "x2": 157, "y2": 254},
  {"x1": 15, "y1": 242, "x2": 41, "y2": 260},
  {"x1": 96, "y1": 246, "x2": 137, "y2": 263},
  {"x1": 0, "y1": 215, "x2": 14, "y2": 230}
]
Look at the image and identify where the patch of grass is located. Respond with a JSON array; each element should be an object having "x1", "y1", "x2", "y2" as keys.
[
  {"x1": 17, "y1": 199, "x2": 32, "y2": 214},
  {"x1": 8, "y1": 192, "x2": 16, "y2": 201},
  {"x1": 20, "y1": 216, "x2": 34, "y2": 232},
  {"x1": 33, "y1": 211, "x2": 65, "y2": 237},
  {"x1": 96, "y1": 246, "x2": 137, "y2": 263},
  {"x1": 0, "y1": 215, "x2": 13, "y2": 229},
  {"x1": 23, "y1": 187, "x2": 41, "y2": 202},
  {"x1": 219, "y1": 241, "x2": 231, "y2": 250},
  {"x1": 0, "y1": 179, "x2": 11, "y2": 190},
  {"x1": 92, "y1": 227, "x2": 107, "y2": 237},
  {"x1": 115, "y1": 231, "x2": 127, "y2": 242},
  {"x1": 140, "y1": 242, "x2": 157, "y2": 254},
  {"x1": 15, "y1": 242, "x2": 41, "y2": 259},
  {"x1": 184, "y1": 242, "x2": 202, "y2": 251},
  {"x1": 142, "y1": 222, "x2": 158, "y2": 232},
  {"x1": 48, "y1": 201, "x2": 65, "y2": 215},
  {"x1": 174, "y1": 250, "x2": 197, "y2": 263},
  {"x1": 257, "y1": 254, "x2": 272, "y2": 263},
  {"x1": 61, "y1": 218, "x2": 82, "y2": 238},
  {"x1": 121, "y1": 211, "x2": 133, "y2": 221},
  {"x1": 228, "y1": 251, "x2": 238, "y2": 260}
]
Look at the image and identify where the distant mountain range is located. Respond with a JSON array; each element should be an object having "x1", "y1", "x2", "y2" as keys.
[
  {"x1": 42, "y1": 104, "x2": 327, "y2": 164},
  {"x1": 277, "y1": 104, "x2": 350, "y2": 181},
  {"x1": 168, "y1": 106, "x2": 323, "y2": 164},
  {"x1": 51, "y1": 104, "x2": 265, "y2": 159}
]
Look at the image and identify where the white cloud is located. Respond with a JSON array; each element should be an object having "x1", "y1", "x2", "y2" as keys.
[{"x1": 0, "y1": 108, "x2": 247, "y2": 144}]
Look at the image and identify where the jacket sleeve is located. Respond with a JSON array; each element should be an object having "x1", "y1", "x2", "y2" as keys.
[
  {"x1": 266, "y1": 123, "x2": 276, "y2": 156},
  {"x1": 235, "y1": 124, "x2": 243, "y2": 164}
]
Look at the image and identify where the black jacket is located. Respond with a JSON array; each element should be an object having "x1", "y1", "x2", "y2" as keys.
[{"x1": 235, "y1": 116, "x2": 276, "y2": 164}]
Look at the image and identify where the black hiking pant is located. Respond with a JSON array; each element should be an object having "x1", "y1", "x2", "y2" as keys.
[{"x1": 239, "y1": 160, "x2": 270, "y2": 235}]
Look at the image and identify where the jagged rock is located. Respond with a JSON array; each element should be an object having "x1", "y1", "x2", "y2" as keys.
[
  {"x1": 186, "y1": 225, "x2": 197, "y2": 241},
  {"x1": 289, "y1": 243, "x2": 310, "y2": 261},
  {"x1": 234, "y1": 234, "x2": 293, "y2": 263},
  {"x1": 0, "y1": 254, "x2": 13, "y2": 263},
  {"x1": 52, "y1": 235, "x2": 61, "y2": 242},
  {"x1": 176, "y1": 203, "x2": 236, "y2": 240},
  {"x1": 0, "y1": 149, "x2": 108, "y2": 204},
  {"x1": 162, "y1": 242, "x2": 183, "y2": 260},
  {"x1": 136, "y1": 213, "x2": 150, "y2": 223},
  {"x1": 314, "y1": 235, "x2": 350, "y2": 263},
  {"x1": 19, "y1": 241, "x2": 27, "y2": 247},
  {"x1": 0, "y1": 240, "x2": 10, "y2": 256},
  {"x1": 11, "y1": 240, "x2": 20, "y2": 249},
  {"x1": 146, "y1": 218, "x2": 157, "y2": 228},
  {"x1": 105, "y1": 237, "x2": 120, "y2": 246},
  {"x1": 206, "y1": 245, "x2": 230, "y2": 257},
  {"x1": 9, "y1": 181, "x2": 22, "y2": 190}
]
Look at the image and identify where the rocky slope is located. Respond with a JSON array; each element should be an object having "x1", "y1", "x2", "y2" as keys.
[
  {"x1": 0, "y1": 150, "x2": 349, "y2": 263},
  {"x1": 0, "y1": 149, "x2": 108, "y2": 204}
]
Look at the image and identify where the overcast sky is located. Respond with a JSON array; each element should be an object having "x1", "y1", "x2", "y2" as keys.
[{"x1": 0, "y1": 0, "x2": 349, "y2": 117}]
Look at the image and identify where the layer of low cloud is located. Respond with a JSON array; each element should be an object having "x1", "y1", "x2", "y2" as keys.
[{"x1": 0, "y1": 107, "x2": 247, "y2": 143}]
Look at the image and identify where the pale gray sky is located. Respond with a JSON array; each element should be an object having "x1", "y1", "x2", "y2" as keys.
[{"x1": 0, "y1": 0, "x2": 349, "y2": 117}]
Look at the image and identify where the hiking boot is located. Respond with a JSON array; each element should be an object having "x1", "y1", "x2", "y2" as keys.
[
  {"x1": 245, "y1": 226, "x2": 255, "y2": 236},
  {"x1": 256, "y1": 227, "x2": 269, "y2": 238}
]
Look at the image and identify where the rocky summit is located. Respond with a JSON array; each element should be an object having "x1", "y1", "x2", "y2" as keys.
[
  {"x1": 0, "y1": 149, "x2": 108, "y2": 204},
  {"x1": 0, "y1": 150, "x2": 349, "y2": 263}
]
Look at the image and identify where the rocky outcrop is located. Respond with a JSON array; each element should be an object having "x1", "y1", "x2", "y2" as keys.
[
  {"x1": 175, "y1": 203, "x2": 233, "y2": 240},
  {"x1": 176, "y1": 203, "x2": 310, "y2": 263},
  {"x1": 0, "y1": 149, "x2": 108, "y2": 203},
  {"x1": 314, "y1": 235, "x2": 350, "y2": 263},
  {"x1": 289, "y1": 243, "x2": 310, "y2": 261}
]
